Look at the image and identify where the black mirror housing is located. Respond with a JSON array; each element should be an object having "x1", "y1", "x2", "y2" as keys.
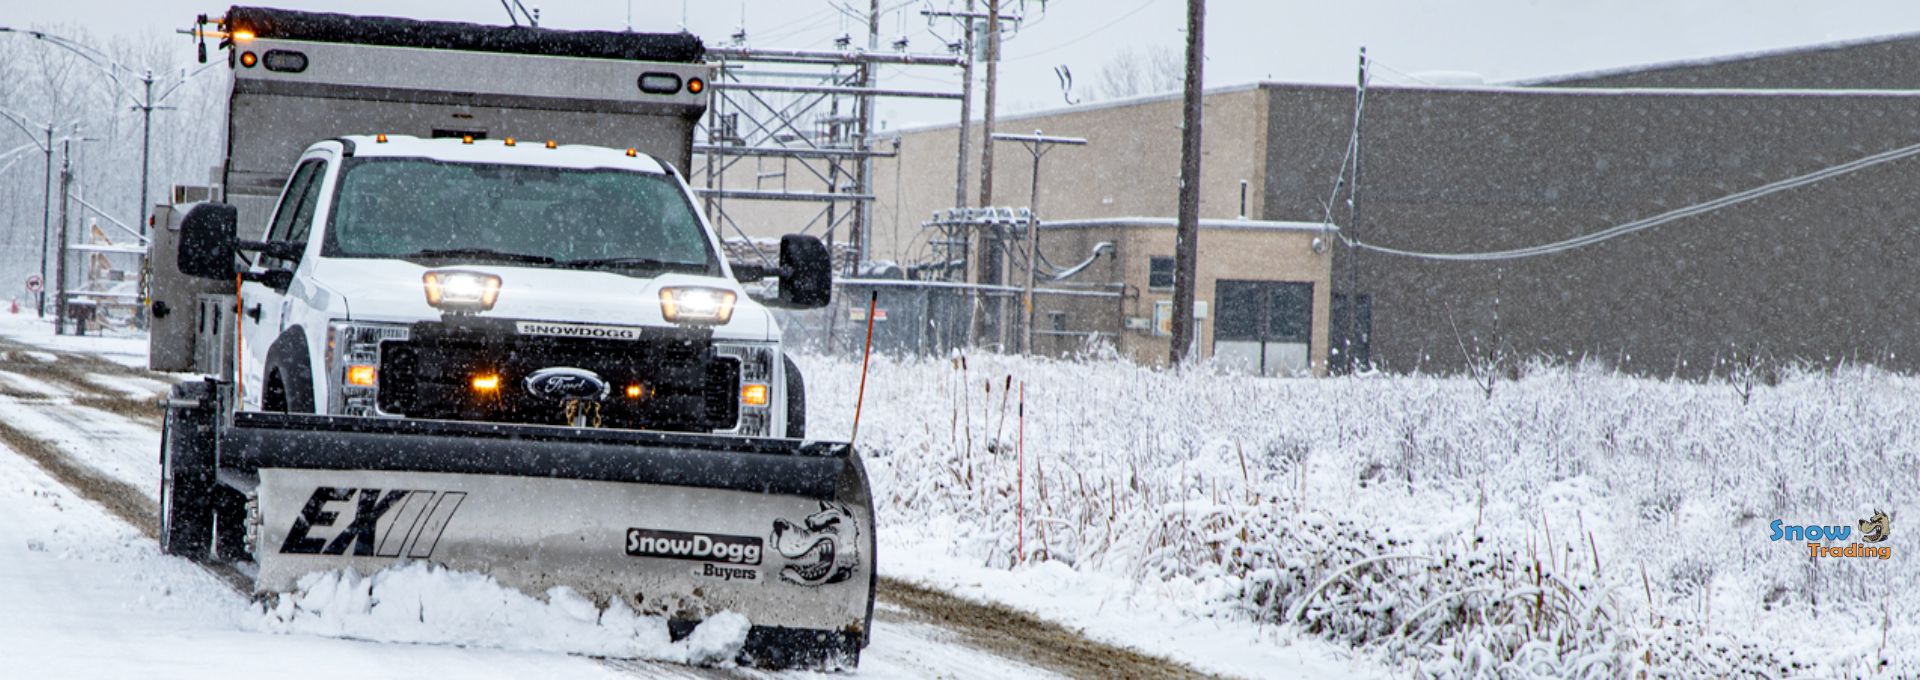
[
  {"x1": 778, "y1": 234, "x2": 832, "y2": 308},
  {"x1": 177, "y1": 203, "x2": 239, "y2": 280}
]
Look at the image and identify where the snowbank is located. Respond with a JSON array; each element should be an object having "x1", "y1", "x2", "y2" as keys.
[
  {"x1": 799, "y1": 351, "x2": 1917, "y2": 677},
  {"x1": 254, "y1": 563, "x2": 749, "y2": 665}
]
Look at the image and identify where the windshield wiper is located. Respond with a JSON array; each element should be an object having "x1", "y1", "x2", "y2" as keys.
[
  {"x1": 559, "y1": 256, "x2": 705, "y2": 273},
  {"x1": 403, "y1": 248, "x2": 558, "y2": 265}
]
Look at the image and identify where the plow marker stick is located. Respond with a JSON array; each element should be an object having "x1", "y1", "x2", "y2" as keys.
[
  {"x1": 1017, "y1": 380, "x2": 1025, "y2": 565},
  {"x1": 850, "y1": 291, "x2": 878, "y2": 444}
]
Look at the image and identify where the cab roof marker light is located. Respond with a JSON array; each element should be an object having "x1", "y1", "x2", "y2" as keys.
[
  {"x1": 546, "y1": 140, "x2": 558, "y2": 149},
  {"x1": 462, "y1": 135, "x2": 475, "y2": 145},
  {"x1": 375, "y1": 134, "x2": 388, "y2": 143},
  {"x1": 626, "y1": 148, "x2": 638, "y2": 157},
  {"x1": 504, "y1": 137, "x2": 516, "y2": 147}
]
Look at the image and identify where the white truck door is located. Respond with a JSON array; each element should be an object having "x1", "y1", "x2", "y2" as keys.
[{"x1": 240, "y1": 158, "x2": 327, "y2": 411}]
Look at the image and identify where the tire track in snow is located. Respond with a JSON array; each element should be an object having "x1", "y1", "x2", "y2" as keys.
[{"x1": 0, "y1": 340, "x2": 1208, "y2": 679}]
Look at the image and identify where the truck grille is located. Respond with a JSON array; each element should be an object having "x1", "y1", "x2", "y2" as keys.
[{"x1": 375, "y1": 320, "x2": 739, "y2": 432}]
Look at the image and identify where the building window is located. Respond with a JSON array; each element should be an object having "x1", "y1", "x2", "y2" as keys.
[{"x1": 1148, "y1": 256, "x2": 1175, "y2": 290}]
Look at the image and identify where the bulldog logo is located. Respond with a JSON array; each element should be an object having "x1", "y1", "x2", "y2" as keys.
[
  {"x1": 771, "y1": 501, "x2": 861, "y2": 586},
  {"x1": 1859, "y1": 509, "x2": 1892, "y2": 543}
]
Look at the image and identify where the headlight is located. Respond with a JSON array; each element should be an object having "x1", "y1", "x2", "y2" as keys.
[
  {"x1": 659, "y1": 287, "x2": 737, "y2": 325},
  {"x1": 423, "y1": 271, "x2": 502, "y2": 312}
]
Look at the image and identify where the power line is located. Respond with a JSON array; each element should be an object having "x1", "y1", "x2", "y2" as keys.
[
  {"x1": 1353, "y1": 139, "x2": 1920, "y2": 261},
  {"x1": 1003, "y1": 0, "x2": 1158, "y2": 62}
]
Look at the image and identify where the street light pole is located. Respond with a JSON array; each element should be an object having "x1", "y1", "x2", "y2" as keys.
[
  {"x1": 139, "y1": 70, "x2": 154, "y2": 239},
  {"x1": 1, "y1": 107, "x2": 60, "y2": 317},
  {"x1": 40, "y1": 125, "x2": 52, "y2": 317}
]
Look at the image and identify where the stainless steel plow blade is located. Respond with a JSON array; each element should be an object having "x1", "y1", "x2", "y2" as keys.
[{"x1": 218, "y1": 413, "x2": 876, "y2": 667}]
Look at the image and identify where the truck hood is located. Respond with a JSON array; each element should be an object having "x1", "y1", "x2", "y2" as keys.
[{"x1": 309, "y1": 257, "x2": 777, "y2": 342}]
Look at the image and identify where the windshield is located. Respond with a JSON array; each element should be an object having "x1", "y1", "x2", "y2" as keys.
[{"x1": 322, "y1": 158, "x2": 718, "y2": 274}]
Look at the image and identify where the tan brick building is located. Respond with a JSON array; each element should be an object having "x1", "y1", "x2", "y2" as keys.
[{"x1": 716, "y1": 33, "x2": 1920, "y2": 376}]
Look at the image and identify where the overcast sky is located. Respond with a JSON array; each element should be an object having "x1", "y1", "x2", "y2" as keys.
[{"x1": 10, "y1": 0, "x2": 1920, "y2": 127}]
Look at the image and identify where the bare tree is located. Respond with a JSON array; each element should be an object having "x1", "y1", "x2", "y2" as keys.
[{"x1": 1083, "y1": 45, "x2": 1184, "y2": 102}]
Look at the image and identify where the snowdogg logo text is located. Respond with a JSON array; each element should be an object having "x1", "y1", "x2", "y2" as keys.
[
  {"x1": 515, "y1": 321, "x2": 641, "y2": 341},
  {"x1": 771, "y1": 501, "x2": 861, "y2": 587},
  {"x1": 280, "y1": 487, "x2": 467, "y2": 558},
  {"x1": 626, "y1": 528, "x2": 763, "y2": 566}
]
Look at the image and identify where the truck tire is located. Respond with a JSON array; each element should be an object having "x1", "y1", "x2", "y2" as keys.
[
  {"x1": 784, "y1": 355, "x2": 806, "y2": 439},
  {"x1": 160, "y1": 381, "x2": 217, "y2": 561}
]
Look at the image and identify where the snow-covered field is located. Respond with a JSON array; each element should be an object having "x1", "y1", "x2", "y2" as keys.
[
  {"x1": 7, "y1": 308, "x2": 1910, "y2": 678},
  {"x1": 799, "y1": 350, "x2": 1917, "y2": 678}
]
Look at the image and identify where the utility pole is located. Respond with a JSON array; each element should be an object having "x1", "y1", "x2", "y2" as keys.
[
  {"x1": 954, "y1": 0, "x2": 975, "y2": 211},
  {"x1": 977, "y1": 0, "x2": 1000, "y2": 210},
  {"x1": 969, "y1": 0, "x2": 1003, "y2": 348},
  {"x1": 1344, "y1": 48, "x2": 1369, "y2": 373},
  {"x1": 850, "y1": 0, "x2": 881, "y2": 266},
  {"x1": 992, "y1": 130, "x2": 1087, "y2": 355},
  {"x1": 54, "y1": 141, "x2": 72, "y2": 336},
  {"x1": 1168, "y1": 0, "x2": 1206, "y2": 365}
]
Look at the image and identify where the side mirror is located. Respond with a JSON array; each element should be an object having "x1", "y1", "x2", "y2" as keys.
[
  {"x1": 778, "y1": 234, "x2": 832, "y2": 308},
  {"x1": 177, "y1": 203, "x2": 238, "y2": 280}
]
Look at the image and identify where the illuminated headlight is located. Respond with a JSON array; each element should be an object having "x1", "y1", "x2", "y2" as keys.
[
  {"x1": 659, "y1": 287, "x2": 737, "y2": 325},
  {"x1": 423, "y1": 271, "x2": 502, "y2": 312}
]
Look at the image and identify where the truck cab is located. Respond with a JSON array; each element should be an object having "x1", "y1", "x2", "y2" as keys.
[
  {"x1": 209, "y1": 134, "x2": 825, "y2": 436},
  {"x1": 150, "y1": 6, "x2": 832, "y2": 438}
]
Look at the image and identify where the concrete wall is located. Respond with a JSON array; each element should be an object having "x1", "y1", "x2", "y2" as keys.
[
  {"x1": 1263, "y1": 83, "x2": 1920, "y2": 374},
  {"x1": 1534, "y1": 34, "x2": 1920, "y2": 90}
]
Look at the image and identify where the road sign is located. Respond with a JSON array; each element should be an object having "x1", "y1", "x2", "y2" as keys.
[{"x1": 25, "y1": 274, "x2": 42, "y2": 294}]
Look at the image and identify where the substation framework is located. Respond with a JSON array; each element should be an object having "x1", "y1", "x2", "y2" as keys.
[{"x1": 693, "y1": 45, "x2": 965, "y2": 273}]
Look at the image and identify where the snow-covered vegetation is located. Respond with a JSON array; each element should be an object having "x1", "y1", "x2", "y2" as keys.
[{"x1": 802, "y1": 351, "x2": 1917, "y2": 678}]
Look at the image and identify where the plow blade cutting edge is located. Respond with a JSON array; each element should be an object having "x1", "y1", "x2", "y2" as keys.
[{"x1": 212, "y1": 411, "x2": 876, "y2": 668}]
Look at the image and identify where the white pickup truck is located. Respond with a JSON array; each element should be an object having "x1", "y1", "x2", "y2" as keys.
[
  {"x1": 174, "y1": 133, "x2": 829, "y2": 436},
  {"x1": 148, "y1": 9, "x2": 873, "y2": 668}
]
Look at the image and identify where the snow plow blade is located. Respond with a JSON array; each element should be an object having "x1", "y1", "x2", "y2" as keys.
[{"x1": 217, "y1": 412, "x2": 875, "y2": 668}]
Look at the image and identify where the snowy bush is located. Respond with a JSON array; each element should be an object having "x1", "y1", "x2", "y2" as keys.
[{"x1": 800, "y1": 352, "x2": 1918, "y2": 678}]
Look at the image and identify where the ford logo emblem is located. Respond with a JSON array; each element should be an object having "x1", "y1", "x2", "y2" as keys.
[{"x1": 524, "y1": 367, "x2": 610, "y2": 401}]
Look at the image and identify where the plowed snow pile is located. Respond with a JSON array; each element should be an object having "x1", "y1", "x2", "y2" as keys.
[
  {"x1": 800, "y1": 351, "x2": 1918, "y2": 678},
  {"x1": 254, "y1": 563, "x2": 749, "y2": 665}
]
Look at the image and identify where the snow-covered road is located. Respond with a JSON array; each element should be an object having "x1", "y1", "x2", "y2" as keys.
[{"x1": 0, "y1": 322, "x2": 1135, "y2": 680}]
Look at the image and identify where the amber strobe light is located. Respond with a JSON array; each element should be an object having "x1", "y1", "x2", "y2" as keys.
[
  {"x1": 346, "y1": 364, "x2": 377, "y2": 387},
  {"x1": 741, "y1": 383, "x2": 769, "y2": 406},
  {"x1": 471, "y1": 374, "x2": 501, "y2": 392}
]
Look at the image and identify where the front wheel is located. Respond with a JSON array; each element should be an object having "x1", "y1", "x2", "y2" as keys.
[{"x1": 160, "y1": 381, "x2": 217, "y2": 561}]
